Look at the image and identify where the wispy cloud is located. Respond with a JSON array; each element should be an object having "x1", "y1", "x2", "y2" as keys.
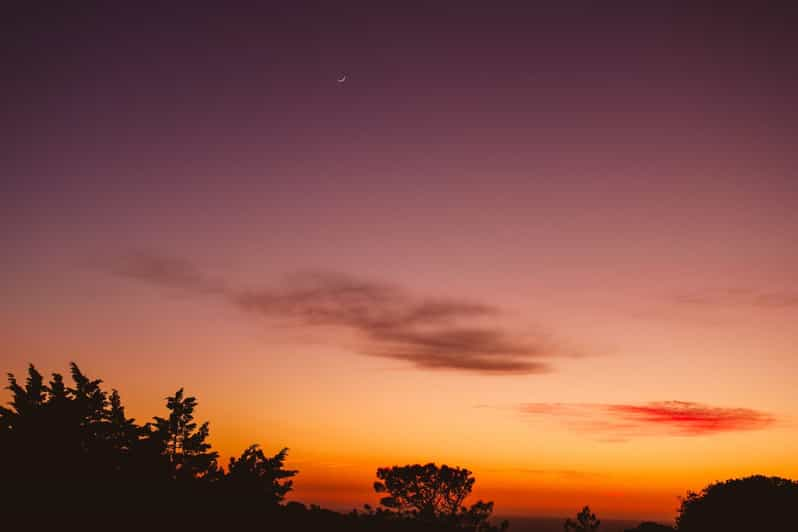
[
  {"x1": 107, "y1": 253, "x2": 226, "y2": 295},
  {"x1": 109, "y1": 253, "x2": 568, "y2": 375},
  {"x1": 519, "y1": 401, "x2": 774, "y2": 439}
]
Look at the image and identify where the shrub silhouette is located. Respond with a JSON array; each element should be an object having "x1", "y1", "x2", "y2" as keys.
[
  {"x1": 676, "y1": 475, "x2": 798, "y2": 532},
  {"x1": 564, "y1": 506, "x2": 600, "y2": 531}
]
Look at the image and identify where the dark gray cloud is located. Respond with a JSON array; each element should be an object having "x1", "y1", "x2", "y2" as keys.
[{"x1": 111, "y1": 254, "x2": 563, "y2": 374}]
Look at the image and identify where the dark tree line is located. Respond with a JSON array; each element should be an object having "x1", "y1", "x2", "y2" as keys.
[
  {"x1": 565, "y1": 475, "x2": 798, "y2": 532},
  {"x1": 0, "y1": 364, "x2": 295, "y2": 521},
  {"x1": 675, "y1": 475, "x2": 798, "y2": 532},
  {"x1": 0, "y1": 363, "x2": 505, "y2": 530},
  {"x1": 3, "y1": 363, "x2": 796, "y2": 531}
]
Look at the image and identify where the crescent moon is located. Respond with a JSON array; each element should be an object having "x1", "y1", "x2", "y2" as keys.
[{"x1": 337, "y1": 74, "x2": 347, "y2": 83}]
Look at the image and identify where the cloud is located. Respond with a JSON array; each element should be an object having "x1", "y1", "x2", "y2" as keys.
[
  {"x1": 111, "y1": 254, "x2": 564, "y2": 374},
  {"x1": 519, "y1": 401, "x2": 774, "y2": 439},
  {"x1": 606, "y1": 402, "x2": 774, "y2": 434},
  {"x1": 107, "y1": 252, "x2": 225, "y2": 295}
]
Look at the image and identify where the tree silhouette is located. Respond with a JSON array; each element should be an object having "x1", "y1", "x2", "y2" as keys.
[
  {"x1": 148, "y1": 388, "x2": 219, "y2": 480},
  {"x1": 69, "y1": 362, "x2": 107, "y2": 425},
  {"x1": 0, "y1": 364, "x2": 139, "y2": 511},
  {"x1": 676, "y1": 475, "x2": 798, "y2": 532},
  {"x1": 1, "y1": 361, "x2": 519, "y2": 530},
  {"x1": 227, "y1": 444, "x2": 298, "y2": 505},
  {"x1": 375, "y1": 463, "x2": 473, "y2": 518},
  {"x1": 106, "y1": 389, "x2": 139, "y2": 453},
  {"x1": 2, "y1": 364, "x2": 46, "y2": 420},
  {"x1": 8, "y1": 360, "x2": 798, "y2": 532},
  {"x1": 373, "y1": 463, "x2": 506, "y2": 530},
  {"x1": 564, "y1": 506, "x2": 600, "y2": 531}
]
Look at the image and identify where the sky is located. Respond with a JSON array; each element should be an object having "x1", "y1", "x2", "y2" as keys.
[{"x1": 2, "y1": 3, "x2": 798, "y2": 522}]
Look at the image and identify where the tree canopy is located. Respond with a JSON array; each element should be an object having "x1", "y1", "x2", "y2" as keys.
[
  {"x1": 0, "y1": 363, "x2": 295, "y2": 520},
  {"x1": 1, "y1": 362, "x2": 510, "y2": 531},
  {"x1": 676, "y1": 475, "x2": 798, "y2": 532},
  {"x1": 227, "y1": 444, "x2": 297, "y2": 504},
  {"x1": 5, "y1": 362, "x2": 797, "y2": 532},
  {"x1": 374, "y1": 463, "x2": 507, "y2": 531}
]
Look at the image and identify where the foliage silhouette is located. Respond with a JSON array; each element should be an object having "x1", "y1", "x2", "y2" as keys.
[
  {"x1": 227, "y1": 444, "x2": 297, "y2": 505},
  {"x1": 564, "y1": 506, "x2": 600, "y2": 531},
  {"x1": 0, "y1": 364, "x2": 293, "y2": 521},
  {"x1": 676, "y1": 475, "x2": 798, "y2": 532},
  {"x1": 374, "y1": 463, "x2": 508, "y2": 531},
  {"x1": 0, "y1": 362, "x2": 511, "y2": 531},
  {"x1": 5, "y1": 362, "x2": 797, "y2": 531},
  {"x1": 148, "y1": 387, "x2": 219, "y2": 480}
]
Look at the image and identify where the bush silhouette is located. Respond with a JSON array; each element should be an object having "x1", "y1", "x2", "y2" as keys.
[{"x1": 676, "y1": 475, "x2": 798, "y2": 532}]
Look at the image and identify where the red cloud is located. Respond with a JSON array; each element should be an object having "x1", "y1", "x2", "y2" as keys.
[
  {"x1": 606, "y1": 401, "x2": 774, "y2": 435},
  {"x1": 520, "y1": 401, "x2": 774, "y2": 439}
]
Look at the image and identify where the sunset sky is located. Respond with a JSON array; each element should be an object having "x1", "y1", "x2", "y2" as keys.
[{"x1": 3, "y1": 4, "x2": 797, "y2": 522}]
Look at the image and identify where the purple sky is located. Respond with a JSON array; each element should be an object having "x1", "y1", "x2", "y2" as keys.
[{"x1": 3, "y1": 4, "x2": 798, "y2": 519}]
